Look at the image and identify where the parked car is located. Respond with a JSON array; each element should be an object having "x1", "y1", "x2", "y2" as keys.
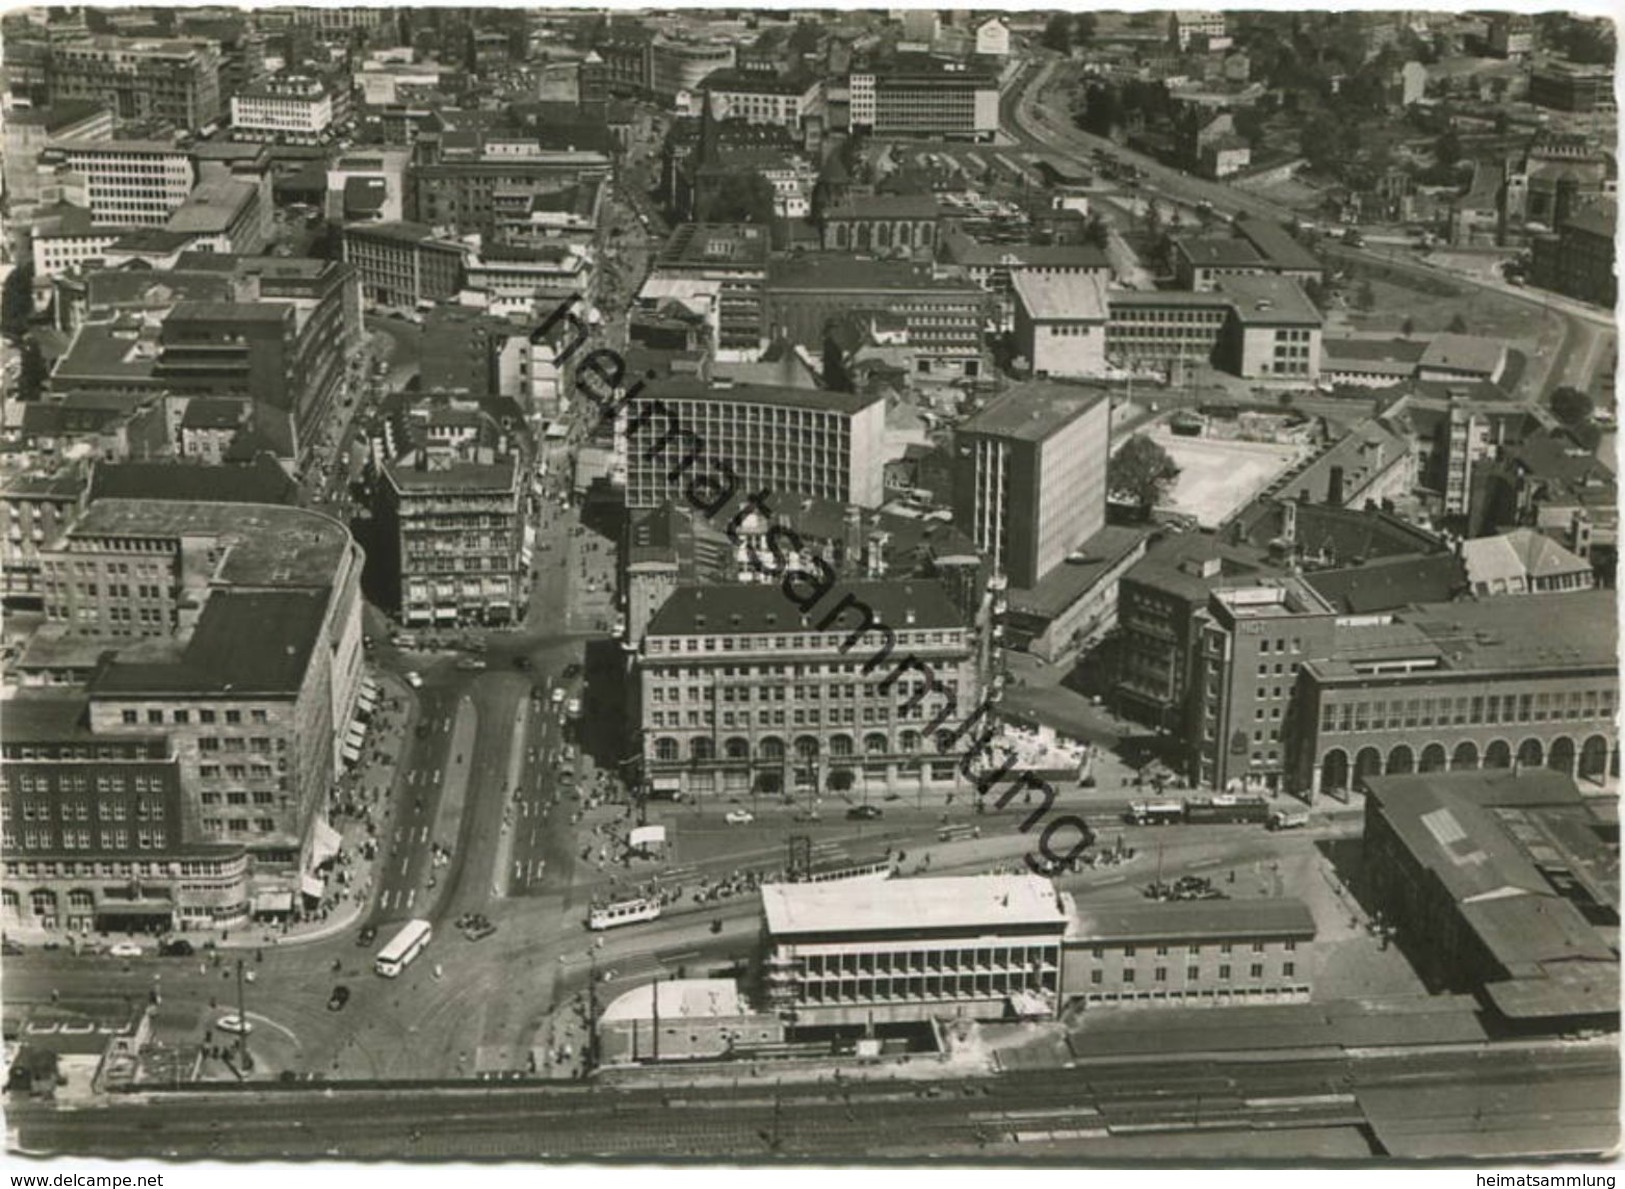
[
  {"x1": 846, "y1": 805, "x2": 883, "y2": 821},
  {"x1": 455, "y1": 658, "x2": 486, "y2": 672},
  {"x1": 724, "y1": 809, "x2": 755, "y2": 825},
  {"x1": 109, "y1": 941, "x2": 145, "y2": 958},
  {"x1": 158, "y1": 938, "x2": 195, "y2": 957},
  {"x1": 405, "y1": 671, "x2": 423, "y2": 688},
  {"x1": 327, "y1": 986, "x2": 351, "y2": 1012},
  {"x1": 562, "y1": 663, "x2": 583, "y2": 679},
  {"x1": 357, "y1": 924, "x2": 378, "y2": 947},
  {"x1": 215, "y1": 1013, "x2": 253, "y2": 1035},
  {"x1": 566, "y1": 697, "x2": 582, "y2": 718}
]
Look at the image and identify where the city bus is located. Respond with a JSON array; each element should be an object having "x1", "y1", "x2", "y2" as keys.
[
  {"x1": 374, "y1": 918, "x2": 432, "y2": 977},
  {"x1": 588, "y1": 897, "x2": 662, "y2": 931}
]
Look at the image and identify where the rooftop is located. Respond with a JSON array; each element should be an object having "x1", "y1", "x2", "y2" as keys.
[
  {"x1": 1404, "y1": 589, "x2": 1617, "y2": 673},
  {"x1": 1214, "y1": 274, "x2": 1323, "y2": 326},
  {"x1": 66, "y1": 499, "x2": 350, "y2": 589},
  {"x1": 1232, "y1": 216, "x2": 1323, "y2": 273},
  {"x1": 824, "y1": 194, "x2": 943, "y2": 222},
  {"x1": 646, "y1": 578, "x2": 967, "y2": 639},
  {"x1": 646, "y1": 376, "x2": 882, "y2": 416},
  {"x1": 164, "y1": 178, "x2": 258, "y2": 236},
  {"x1": 1462, "y1": 528, "x2": 1593, "y2": 588},
  {"x1": 957, "y1": 381, "x2": 1110, "y2": 443},
  {"x1": 180, "y1": 398, "x2": 246, "y2": 431},
  {"x1": 1175, "y1": 236, "x2": 1266, "y2": 268},
  {"x1": 1011, "y1": 270, "x2": 1109, "y2": 322},
  {"x1": 656, "y1": 223, "x2": 771, "y2": 270},
  {"x1": 89, "y1": 457, "x2": 298, "y2": 506},
  {"x1": 766, "y1": 256, "x2": 981, "y2": 296},
  {"x1": 1418, "y1": 333, "x2": 1507, "y2": 377},
  {"x1": 761, "y1": 874, "x2": 1067, "y2": 937},
  {"x1": 1302, "y1": 553, "x2": 1467, "y2": 614},
  {"x1": 1007, "y1": 525, "x2": 1153, "y2": 620},
  {"x1": 599, "y1": 978, "x2": 745, "y2": 1023},
  {"x1": 1069, "y1": 898, "x2": 1316, "y2": 944},
  {"x1": 92, "y1": 589, "x2": 327, "y2": 698}
]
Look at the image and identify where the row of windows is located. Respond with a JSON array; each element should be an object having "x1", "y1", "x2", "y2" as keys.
[
  {"x1": 10, "y1": 796, "x2": 165, "y2": 818},
  {"x1": 1088, "y1": 939, "x2": 1294, "y2": 958},
  {"x1": 1320, "y1": 688, "x2": 1616, "y2": 734},
  {"x1": 652, "y1": 703, "x2": 947, "y2": 729},
  {"x1": 201, "y1": 817, "x2": 278, "y2": 836},
  {"x1": 652, "y1": 678, "x2": 961, "y2": 702},
  {"x1": 648, "y1": 631, "x2": 961, "y2": 656},
  {"x1": 1088, "y1": 962, "x2": 1294, "y2": 984},
  {"x1": 6, "y1": 857, "x2": 239, "y2": 879},
  {"x1": 119, "y1": 707, "x2": 269, "y2": 726},
  {"x1": 10, "y1": 827, "x2": 168, "y2": 850}
]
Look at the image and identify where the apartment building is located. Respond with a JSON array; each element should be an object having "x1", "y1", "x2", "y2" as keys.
[
  {"x1": 230, "y1": 74, "x2": 334, "y2": 144},
  {"x1": 373, "y1": 404, "x2": 527, "y2": 627},
  {"x1": 762, "y1": 875, "x2": 1068, "y2": 1027},
  {"x1": 622, "y1": 378, "x2": 887, "y2": 511},
  {"x1": 951, "y1": 383, "x2": 1111, "y2": 589},
  {"x1": 48, "y1": 36, "x2": 223, "y2": 133},
  {"x1": 413, "y1": 151, "x2": 612, "y2": 236},
  {"x1": 638, "y1": 580, "x2": 980, "y2": 802},
  {"x1": 1, "y1": 467, "x2": 90, "y2": 606}
]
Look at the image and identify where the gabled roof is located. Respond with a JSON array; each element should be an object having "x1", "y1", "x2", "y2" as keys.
[{"x1": 1462, "y1": 527, "x2": 1592, "y2": 588}]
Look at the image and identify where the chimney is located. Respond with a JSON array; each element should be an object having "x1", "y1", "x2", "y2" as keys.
[{"x1": 1327, "y1": 465, "x2": 1345, "y2": 508}]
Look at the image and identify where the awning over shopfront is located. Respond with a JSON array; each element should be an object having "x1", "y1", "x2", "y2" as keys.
[
  {"x1": 97, "y1": 900, "x2": 174, "y2": 919},
  {"x1": 252, "y1": 891, "x2": 294, "y2": 915},
  {"x1": 629, "y1": 825, "x2": 667, "y2": 852},
  {"x1": 309, "y1": 817, "x2": 344, "y2": 869}
]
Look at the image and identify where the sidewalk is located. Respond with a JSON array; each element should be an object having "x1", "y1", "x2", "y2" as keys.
[{"x1": 218, "y1": 668, "x2": 418, "y2": 950}]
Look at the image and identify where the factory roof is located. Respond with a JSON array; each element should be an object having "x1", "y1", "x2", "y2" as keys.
[{"x1": 761, "y1": 874, "x2": 1066, "y2": 937}]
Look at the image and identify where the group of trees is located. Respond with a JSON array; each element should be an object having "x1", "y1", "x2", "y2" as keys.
[
  {"x1": 1077, "y1": 79, "x2": 1173, "y2": 140},
  {"x1": 1109, "y1": 435, "x2": 1181, "y2": 521},
  {"x1": 1040, "y1": 12, "x2": 1097, "y2": 55},
  {"x1": 694, "y1": 172, "x2": 776, "y2": 225}
]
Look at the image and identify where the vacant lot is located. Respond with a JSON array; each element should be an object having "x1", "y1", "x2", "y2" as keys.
[{"x1": 1149, "y1": 428, "x2": 1306, "y2": 528}]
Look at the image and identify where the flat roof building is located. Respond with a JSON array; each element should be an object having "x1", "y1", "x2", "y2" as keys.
[{"x1": 761, "y1": 874, "x2": 1069, "y2": 1025}]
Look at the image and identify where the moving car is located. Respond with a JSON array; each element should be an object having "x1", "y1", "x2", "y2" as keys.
[
  {"x1": 565, "y1": 697, "x2": 582, "y2": 718},
  {"x1": 327, "y1": 986, "x2": 350, "y2": 1012},
  {"x1": 405, "y1": 671, "x2": 423, "y2": 688},
  {"x1": 550, "y1": 686, "x2": 566, "y2": 706},
  {"x1": 109, "y1": 941, "x2": 145, "y2": 958},
  {"x1": 846, "y1": 805, "x2": 883, "y2": 821},
  {"x1": 724, "y1": 809, "x2": 755, "y2": 825},
  {"x1": 158, "y1": 938, "x2": 194, "y2": 957},
  {"x1": 215, "y1": 1013, "x2": 253, "y2": 1035},
  {"x1": 455, "y1": 658, "x2": 486, "y2": 671},
  {"x1": 357, "y1": 924, "x2": 378, "y2": 947}
]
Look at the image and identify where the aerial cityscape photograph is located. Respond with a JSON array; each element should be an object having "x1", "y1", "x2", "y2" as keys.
[{"x1": 0, "y1": 1, "x2": 1617, "y2": 1169}]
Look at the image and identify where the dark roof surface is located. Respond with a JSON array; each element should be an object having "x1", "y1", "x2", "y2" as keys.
[
  {"x1": 646, "y1": 579, "x2": 967, "y2": 638},
  {"x1": 89, "y1": 456, "x2": 298, "y2": 505}
]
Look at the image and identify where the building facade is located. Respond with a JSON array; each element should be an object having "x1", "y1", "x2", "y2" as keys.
[
  {"x1": 48, "y1": 36, "x2": 223, "y2": 133},
  {"x1": 762, "y1": 875, "x2": 1068, "y2": 1027},
  {"x1": 230, "y1": 74, "x2": 334, "y2": 144},
  {"x1": 952, "y1": 384, "x2": 1110, "y2": 589},
  {"x1": 40, "y1": 139, "x2": 195, "y2": 227},
  {"x1": 623, "y1": 378, "x2": 887, "y2": 511},
  {"x1": 342, "y1": 222, "x2": 469, "y2": 311},
  {"x1": 638, "y1": 581, "x2": 980, "y2": 801}
]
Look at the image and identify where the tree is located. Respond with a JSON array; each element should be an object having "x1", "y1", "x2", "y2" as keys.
[
  {"x1": 1354, "y1": 280, "x2": 1377, "y2": 311},
  {"x1": 1, "y1": 261, "x2": 34, "y2": 338},
  {"x1": 1435, "y1": 128, "x2": 1462, "y2": 169},
  {"x1": 1072, "y1": 12, "x2": 1098, "y2": 46},
  {"x1": 1447, "y1": 312, "x2": 1468, "y2": 334},
  {"x1": 1400, "y1": 316, "x2": 1416, "y2": 337},
  {"x1": 1109, "y1": 435, "x2": 1181, "y2": 520},
  {"x1": 1551, "y1": 386, "x2": 1595, "y2": 426},
  {"x1": 1083, "y1": 214, "x2": 1110, "y2": 250},
  {"x1": 14, "y1": 338, "x2": 47, "y2": 403},
  {"x1": 695, "y1": 171, "x2": 775, "y2": 225},
  {"x1": 1040, "y1": 13, "x2": 1072, "y2": 54}
]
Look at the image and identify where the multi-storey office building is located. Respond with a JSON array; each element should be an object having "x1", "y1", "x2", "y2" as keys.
[
  {"x1": 1, "y1": 466, "x2": 90, "y2": 607},
  {"x1": 848, "y1": 60, "x2": 1000, "y2": 140},
  {"x1": 373, "y1": 406, "x2": 527, "y2": 627},
  {"x1": 412, "y1": 151, "x2": 612, "y2": 236},
  {"x1": 21, "y1": 498, "x2": 364, "y2": 905},
  {"x1": 48, "y1": 36, "x2": 223, "y2": 133},
  {"x1": 342, "y1": 222, "x2": 469, "y2": 311},
  {"x1": 700, "y1": 68, "x2": 822, "y2": 130},
  {"x1": 1062, "y1": 899, "x2": 1315, "y2": 1009},
  {"x1": 951, "y1": 383, "x2": 1110, "y2": 590},
  {"x1": 40, "y1": 138, "x2": 195, "y2": 226},
  {"x1": 1292, "y1": 590, "x2": 1619, "y2": 800},
  {"x1": 230, "y1": 73, "x2": 334, "y2": 144},
  {"x1": 0, "y1": 695, "x2": 251, "y2": 935},
  {"x1": 649, "y1": 223, "x2": 771, "y2": 355},
  {"x1": 1530, "y1": 208, "x2": 1618, "y2": 310},
  {"x1": 623, "y1": 378, "x2": 887, "y2": 511},
  {"x1": 638, "y1": 581, "x2": 980, "y2": 801},
  {"x1": 761, "y1": 875, "x2": 1069, "y2": 1027},
  {"x1": 649, "y1": 37, "x2": 736, "y2": 100}
]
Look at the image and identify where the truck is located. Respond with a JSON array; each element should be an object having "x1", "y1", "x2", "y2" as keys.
[
  {"x1": 1267, "y1": 809, "x2": 1310, "y2": 831},
  {"x1": 1183, "y1": 796, "x2": 1271, "y2": 825}
]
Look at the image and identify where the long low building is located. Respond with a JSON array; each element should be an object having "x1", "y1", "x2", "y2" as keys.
[{"x1": 761, "y1": 874, "x2": 1070, "y2": 1027}]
